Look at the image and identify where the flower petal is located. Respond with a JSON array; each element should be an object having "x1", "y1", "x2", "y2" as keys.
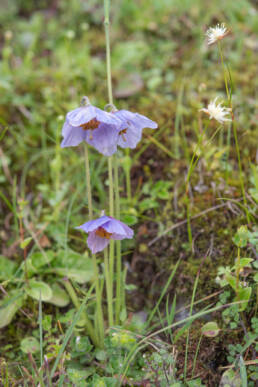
[
  {"x1": 87, "y1": 232, "x2": 110, "y2": 253},
  {"x1": 103, "y1": 219, "x2": 134, "y2": 238},
  {"x1": 61, "y1": 122, "x2": 86, "y2": 147},
  {"x1": 117, "y1": 123, "x2": 143, "y2": 149},
  {"x1": 86, "y1": 123, "x2": 119, "y2": 156},
  {"x1": 67, "y1": 106, "x2": 96, "y2": 127},
  {"x1": 76, "y1": 216, "x2": 111, "y2": 233},
  {"x1": 115, "y1": 110, "x2": 158, "y2": 130}
]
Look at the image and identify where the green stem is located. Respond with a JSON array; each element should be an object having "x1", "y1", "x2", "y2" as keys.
[
  {"x1": 185, "y1": 123, "x2": 208, "y2": 246},
  {"x1": 232, "y1": 120, "x2": 250, "y2": 223},
  {"x1": 192, "y1": 334, "x2": 202, "y2": 378},
  {"x1": 63, "y1": 279, "x2": 99, "y2": 347},
  {"x1": 184, "y1": 271, "x2": 200, "y2": 381},
  {"x1": 84, "y1": 143, "x2": 104, "y2": 346},
  {"x1": 114, "y1": 154, "x2": 123, "y2": 323},
  {"x1": 235, "y1": 247, "x2": 241, "y2": 300},
  {"x1": 104, "y1": 248, "x2": 113, "y2": 326},
  {"x1": 84, "y1": 144, "x2": 93, "y2": 219},
  {"x1": 125, "y1": 148, "x2": 132, "y2": 202},
  {"x1": 218, "y1": 42, "x2": 230, "y2": 101},
  {"x1": 218, "y1": 42, "x2": 250, "y2": 223},
  {"x1": 104, "y1": 0, "x2": 113, "y2": 105},
  {"x1": 108, "y1": 156, "x2": 114, "y2": 322}
]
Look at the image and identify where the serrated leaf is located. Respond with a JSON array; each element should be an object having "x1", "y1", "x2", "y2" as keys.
[{"x1": 25, "y1": 280, "x2": 53, "y2": 301}]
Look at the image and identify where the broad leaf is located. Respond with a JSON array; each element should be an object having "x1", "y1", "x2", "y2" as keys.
[
  {"x1": 25, "y1": 280, "x2": 53, "y2": 301},
  {"x1": 46, "y1": 283, "x2": 70, "y2": 307},
  {"x1": 0, "y1": 292, "x2": 24, "y2": 329},
  {"x1": 0, "y1": 255, "x2": 17, "y2": 281}
]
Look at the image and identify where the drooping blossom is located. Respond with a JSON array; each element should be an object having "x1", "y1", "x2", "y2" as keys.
[
  {"x1": 114, "y1": 110, "x2": 158, "y2": 149},
  {"x1": 205, "y1": 23, "x2": 229, "y2": 45},
  {"x1": 61, "y1": 98, "x2": 122, "y2": 156},
  {"x1": 77, "y1": 215, "x2": 134, "y2": 254},
  {"x1": 200, "y1": 98, "x2": 231, "y2": 124}
]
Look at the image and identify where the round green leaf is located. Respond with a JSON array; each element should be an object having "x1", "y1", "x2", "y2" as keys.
[
  {"x1": 26, "y1": 280, "x2": 53, "y2": 301},
  {"x1": 201, "y1": 322, "x2": 220, "y2": 337},
  {"x1": 21, "y1": 337, "x2": 40, "y2": 354}
]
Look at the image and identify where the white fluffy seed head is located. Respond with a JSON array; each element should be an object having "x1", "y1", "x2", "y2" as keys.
[
  {"x1": 200, "y1": 97, "x2": 232, "y2": 124},
  {"x1": 206, "y1": 23, "x2": 228, "y2": 45}
]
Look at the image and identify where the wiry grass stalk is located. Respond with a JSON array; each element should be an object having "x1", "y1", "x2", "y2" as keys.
[
  {"x1": 192, "y1": 334, "x2": 203, "y2": 377},
  {"x1": 183, "y1": 270, "x2": 200, "y2": 381},
  {"x1": 63, "y1": 279, "x2": 99, "y2": 347},
  {"x1": 218, "y1": 42, "x2": 250, "y2": 223}
]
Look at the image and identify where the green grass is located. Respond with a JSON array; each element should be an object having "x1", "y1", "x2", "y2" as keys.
[{"x1": 0, "y1": 0, "x2": 257, "y2": 385}]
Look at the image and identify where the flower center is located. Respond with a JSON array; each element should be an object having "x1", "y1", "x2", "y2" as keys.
[
  {"x1": 95, "y1": 227, "x2": 112, "y2": 239},
  {"x1": 80, "y1": 118, "x2": 100, "y2": 130}
]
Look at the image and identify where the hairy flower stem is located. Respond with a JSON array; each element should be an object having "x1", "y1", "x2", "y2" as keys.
[
  {"x1": 104, "y1": 0, "x2": 122, "y2": 326},
  {"x1": 104, "y1": 247, "x2": 113, "y2": 326},
  {"x1": 108, "y1": 156, "x2": 115, "y2": 322},
  {"x1": 63, "y1": 279, "x2": 99, "y2": 347},
  {"x1": 218, "y1": 42, "x2": 250, "y2": 223},
  {"x1": 114, "y1": 154, "x2": 123, "y2": 323},
  {"x1": 84, "y1": 144, "x2": 104, "y2": 346},
  {"x1": 104, "y1": 0, "x2": 113, "y2": 105},
  {"x1": 125, "y1": 148, "x2": 132, "y2": 202}
]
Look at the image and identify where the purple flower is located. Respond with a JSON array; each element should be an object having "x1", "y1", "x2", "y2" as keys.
[
  {"x1": 76, "y1": 215, "x2": 134, "y2": 254},
  {"x1": 61, "y1": 102, "x2": 122, "y2": 156},
  {"x1": 114, "y1": 110, "x2": 158, "y2": 149}
]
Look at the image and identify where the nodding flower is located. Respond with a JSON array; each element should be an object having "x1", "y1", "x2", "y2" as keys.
[
  {"x1": 60, "y1": 98, "x2": 122, "y2": 156},
  {"x1": 114, "y1": 109, "x2": 158, "y2": 149},
  {"x1": 76, "y1": 215, "x2": 134, "y2": 254}
]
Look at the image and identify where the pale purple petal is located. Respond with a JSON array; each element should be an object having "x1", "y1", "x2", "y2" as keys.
[
  {"x1": 67, "y1": 106, "x2": 121, "y2": 128},
  {"x1": 103, "y1": 219, "x2": 134, "y2": 238},
  {"x1": 117, "y1": 123, "x2": 143, "y2": 149},
  {"x1": 61, "y1": 121, "x2": 86, "y2": 147},
  {"x1": 67, "y1": 106, "x2": 96, "y2": 127},
  {"x1": 86, "y1": 123, "x2": 119, "y2": 156},
  {"x1": 95, "y1": 110, "x2": 122, "y2": 126},
  {"x1": 87, "y1": 232, "x2": 110, "y2": 253},
  {"x1": 115, "y1": 110, "x2": 158, "y2": 130},
  {"x1": 76, "y1": 216, "x2": 110, "y2": 233}
]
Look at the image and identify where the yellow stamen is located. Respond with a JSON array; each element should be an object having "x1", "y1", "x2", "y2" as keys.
[
  {"x1": 80, "y1": 118, "x2": 100, "y2": 130},
  {"x1": 119, "y1": 128, "x2": 127, "y2": 141},
  {"x1": 95, "y1": 227, "x2": 112, "y2": 239}
]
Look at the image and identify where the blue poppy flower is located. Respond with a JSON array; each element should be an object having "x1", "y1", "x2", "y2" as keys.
[
  {"x1": 76, "y1": 215, "x2": 134, "y2": 254},
  {"x1": 114, "y1": 110, "x2": 158, "y2": 149},
  {"x1": 61, "y1": 103, "x2": 121, "y2": 156}
]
